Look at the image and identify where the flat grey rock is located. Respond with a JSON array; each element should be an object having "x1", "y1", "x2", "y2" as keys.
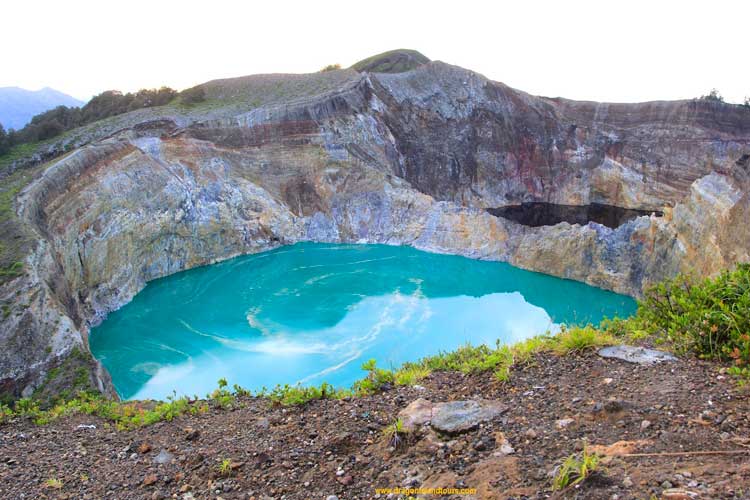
[
  {"x1": 398, "y1": 398, "x2": 507, "y2": 434},
  {"x1": 153, "y1": 449, "x2": 174, "y2": 465},
  {"x1": 430, "y1": 400, "x2": 507, "y2": 434},
  {"x1": 598, "y1": 345, "x2": 677, "y2": 365}
]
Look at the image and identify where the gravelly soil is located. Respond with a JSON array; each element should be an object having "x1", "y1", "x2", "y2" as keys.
[{"x1": 1, "y1": 351, "x2": 749, "y2": 499}]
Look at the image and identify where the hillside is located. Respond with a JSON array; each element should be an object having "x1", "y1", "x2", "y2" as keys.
[
  {"x1": 0, "y1": 87, "x2": 83, "y2": 130},
  {"x1": 1, "y1": 345, "x2": 749, "y2": 499}
]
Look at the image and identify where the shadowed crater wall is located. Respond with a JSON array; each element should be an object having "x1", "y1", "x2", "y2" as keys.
[{"x1": 487, "y1": 203, "x2": 663, "y2": 229}]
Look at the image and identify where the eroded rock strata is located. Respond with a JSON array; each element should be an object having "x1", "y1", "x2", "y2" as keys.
[{"x1": 1, "y1": 61, "x2": 749, "y2": 399}]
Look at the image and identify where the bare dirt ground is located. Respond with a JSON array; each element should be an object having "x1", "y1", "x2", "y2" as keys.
[{"x1": 1, "y1": 350, "x2": 749, "y2": 499}]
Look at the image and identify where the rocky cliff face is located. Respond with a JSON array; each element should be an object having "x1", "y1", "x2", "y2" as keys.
[{"x1": 2, "y1": 61, "x2": 749, "y2": 400}]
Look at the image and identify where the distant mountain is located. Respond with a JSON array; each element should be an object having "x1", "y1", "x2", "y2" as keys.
[{"x1": 0, "y1": 87, "x2": 84, "y2": 130}]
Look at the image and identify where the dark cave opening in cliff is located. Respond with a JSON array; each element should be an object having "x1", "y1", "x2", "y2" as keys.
[{"x1": 487, "y1": 202, "x2": 663, "y2": 229}]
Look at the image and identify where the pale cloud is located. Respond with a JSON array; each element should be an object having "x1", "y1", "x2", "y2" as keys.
[{"x1": 2, "y1": 0, "x2": 747, "y2": 104}]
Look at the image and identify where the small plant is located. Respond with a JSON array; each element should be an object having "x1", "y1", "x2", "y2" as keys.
[
  {"x1": 354, "y1": 359, "x2": 395, "y2": 395},
  {"x1": 232, "y1": 383, "x2": 251, "y2": 397},
  {"x1": 45, "y1": 477, "x2": 63, "y2": 489},
  {"x1": 210, "y1": 378, "x2": 234, "y2": 409},
  {"x1": 217, "y1": 458, "x2": 233, "y2": 477},
  {"x1": 382, "y1": 417, "x2": 409, "y2": 448},
  {"x1": 552, "y1": 446, "x2": 603, "y2": 491}
]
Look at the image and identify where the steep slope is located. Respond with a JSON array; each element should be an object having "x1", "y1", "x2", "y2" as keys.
[
  {"x1": 1, "y1": 59, "x2": 749, "y2": 401},
  {"x1": 0, "y1": 87, "x2": 84, "y2": 130}
]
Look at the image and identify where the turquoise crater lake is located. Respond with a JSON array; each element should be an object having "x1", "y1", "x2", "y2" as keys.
[{"x1": 90, "y1": 243, "x2": 636, "y2": 400}]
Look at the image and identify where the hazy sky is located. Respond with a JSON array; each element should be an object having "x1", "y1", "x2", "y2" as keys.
[{"x1": 2, "y1": 0, "x2": 748, "y2": 104}]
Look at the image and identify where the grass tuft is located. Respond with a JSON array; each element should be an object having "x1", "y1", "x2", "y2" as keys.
[
  {"x1": 382, "y1": 417, "x2": 410, "y2": 448},
  {"x1": 552, "y1": 446, "x2": 603, "y2": 490},
  {"x1": 553, "y1": 325, "x2": 616, "y2": 354}
]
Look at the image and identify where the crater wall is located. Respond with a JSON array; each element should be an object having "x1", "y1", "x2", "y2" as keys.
[{"x1": 2, "y1": 62, "x2": 749, "y2": 400}]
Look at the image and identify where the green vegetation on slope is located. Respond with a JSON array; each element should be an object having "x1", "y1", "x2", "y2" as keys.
[
  {"x1": 0, "y1": 158, "x2": 48, "y2": 283},
  {"x1": 351, "y1": 49, "x2": 429, "y2": 73},
  {"x1": 635, "y1": 264, "x2": 750, "y2": 376}
]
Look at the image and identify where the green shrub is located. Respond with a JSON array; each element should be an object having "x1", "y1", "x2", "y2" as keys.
[
  {"x1": 700, "y1": 89, "x2": 724, "y2": 103},
  {"x1": 394, "y1": 365, "x2": 431, "y2": 386},
  {"x1": 354, "y1": 359, "x2": 395, "y2": 395},
  {"x1": 319, "y1": 63, "x2": 341, "y2": 72},
  {"x1": 267, "y1": 382, "x2": 347, "y2": 406},
  {"x1": 180, "y1": 86, "x2": 206, "y2": 105},
  {"x1": 638, "y1": 265, "x2": 750, "y2": 368}
]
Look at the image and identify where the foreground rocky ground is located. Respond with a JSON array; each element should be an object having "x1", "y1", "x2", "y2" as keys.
[{"x1": 1, "y1": 349, "x2": 749, "y2": 499}]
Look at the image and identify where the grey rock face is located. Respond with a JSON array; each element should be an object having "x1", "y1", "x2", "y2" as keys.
[{"x1": 598, "y1": 345, "x2": 678, "y2": 365}]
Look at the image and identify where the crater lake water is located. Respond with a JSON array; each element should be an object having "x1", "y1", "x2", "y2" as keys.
[{"x1": 90, "y1": 243, "x2": 637, "y2": 400}]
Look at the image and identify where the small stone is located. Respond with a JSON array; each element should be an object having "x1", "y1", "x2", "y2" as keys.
[
  {"x1": 326, "y1": 496, "x2": 339, "y2": 500},
  {"x1": 499, "y1": 443, "x2": 515, "y2": 455},
  {"x1": 556, "y1": 418, "x2": 575, "y2": 429},
  {"x1": 336, "y1": 469, "x2": 345, "y2": 477},
  {"x1": 336, "y1": 474, "x2": 353, "y2": 486},
  {"x1": 623, "y1": 476, "x2": 633, "y2": 488},
  {"x1": 143, "y1": 474, "x2": 158, "y2": 486},
  {"x1": 256, "y1": 417, "x2": 270, "y2": 429},
  {"x1": 153, "y1": 449, "x2": 174, "y2": 465},
  {"x1": 603, "y1": 377, "x2": 614, "y2": 385},
  {"x1": 661, "y1": 480, "x2": 674, "y2": 489},
  {"x1": 138, "y1": 442, "x2": 152, "y2": 454},
  {"x1": 641, "y1": 420, "x2": 652, "y2": 430},
  {"x1": 525, "y1": 428, "x2": 537, "y2": 439},
  {"x1": 661, "y1": 488, "x2": 697, "y2": 499},
  {"x1": 604, "y1": 400, "x2": 626, "y2": 413},
  {"x1": 184, "y1": 427, "x2": 200, "y2": 441}
]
